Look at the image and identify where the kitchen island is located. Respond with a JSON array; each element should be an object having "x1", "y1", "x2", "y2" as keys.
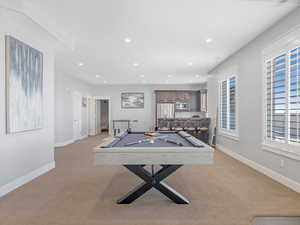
[{"x1": 156, "y1": 117, "x2": 210, "y2": 144}]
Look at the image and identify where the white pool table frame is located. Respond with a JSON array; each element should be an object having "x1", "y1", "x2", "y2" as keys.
[{"x1": 94, "y1": 131, "x2": 214, "y2": 165}]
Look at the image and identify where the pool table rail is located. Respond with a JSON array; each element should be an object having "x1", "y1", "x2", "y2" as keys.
[{"x1": 94, "y1": 134, "x2": 214, "y2": 165}]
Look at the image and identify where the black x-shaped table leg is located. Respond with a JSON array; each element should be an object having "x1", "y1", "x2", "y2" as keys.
[{"x1": 117, "y1": 165, "x2": 189, "y2": 204}]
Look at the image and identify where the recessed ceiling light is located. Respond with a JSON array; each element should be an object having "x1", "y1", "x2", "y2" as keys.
[
  {"x1": 78, "y1": 62, "x2": 84, "y2": 67},
  {"x1": 133, "y1": 62, "x2": 139, "y2": 67},
  {"x1": 167, "y1": 75, "x2": 173, "y2": 78},
  {"x1": 140, "y1": 74, "x2": 145, "y2": 78},
  {"x1": 95, "y1": 74, "x2": 101, "y2": 78},
  {"x1": 124, "y1": 38, "x2": 132, "y2": 43},
  {"x1": 195, "y1": 74, "x2": 200, "y2": 78},
  {"x1": 188, "y1": 62, "x2": 193, "y2": 66},
  {"x1": 103, "y1": 80, "x2": 107, "y2": 84},
  {"x1": 206, "y1": 38, "x2": 213, "y2": 43}
]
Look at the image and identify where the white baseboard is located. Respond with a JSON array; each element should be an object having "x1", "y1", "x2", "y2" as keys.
[
  {"x1": 55, "y1": 134, "x2": 88, "y2": 148},
  {"x1": 80, "y1": 134, "x2": 88, "y2": 140},
  {"x1": 0, "y1": 162, "x2": 55, "y2": 198},
  {"x1": 217, "y1": 145, "x2": 300, "y2": 194},
  {"x1": 55, "y1": 139, "x2": 75, "y2": 147}
]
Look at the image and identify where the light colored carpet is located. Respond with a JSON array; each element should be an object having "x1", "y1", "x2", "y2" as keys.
[
  {"x1": 0, "y1": 134, "x2": 300, "y2": 225},
  {"x1": 252, "y1": 217, "x2": 300, "y2": 225}
]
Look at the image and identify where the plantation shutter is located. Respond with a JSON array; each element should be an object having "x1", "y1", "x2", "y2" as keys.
[
  {"x1": 289, "y1": 47, "x2": 300, "y2": 143},
  {"x1": 221, "y1": 80, "x2": 228, "y2": 129},
  {"x1": 229, "y1": 77, "x2": 236, "y2": 130},
  {"x1": 271, "y1": 54, "x2": 287, "y2": 141},
  {"x1": 266, "y1": 60, "x2": 272, "y2": 138}
]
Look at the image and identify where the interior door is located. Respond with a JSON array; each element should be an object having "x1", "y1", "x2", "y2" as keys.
[{"x1": 72, "y1": 92, "x2": 82, "y2": 141}]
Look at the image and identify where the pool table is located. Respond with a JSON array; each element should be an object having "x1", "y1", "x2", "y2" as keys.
[{"x1": 94, "y1": 131, "x2": 214, "y2": 204}]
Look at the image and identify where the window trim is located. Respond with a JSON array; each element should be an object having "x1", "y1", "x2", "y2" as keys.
[
  {"x1": 262, "y1": 35, "x2": 300, "y2": 159},
  {"x1": 218, "y1": 130, "x2": 239, "y2": 141},
  {"x1": 218, "y1": 73, "x2": 239, "y2": 140},
  {"x1": 262, "y1": 142, "x2": 300, "y2": 161}
]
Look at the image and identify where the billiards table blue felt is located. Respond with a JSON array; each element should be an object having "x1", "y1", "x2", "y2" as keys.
[{"x1": 112, "y1": 132, "x2": 194, "y2": 147}]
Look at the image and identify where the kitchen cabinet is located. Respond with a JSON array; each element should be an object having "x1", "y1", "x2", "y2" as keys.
[
  {"x1": 155, "y1": 90, "x2": 201, "y2": 112},
  {"x1": 156, "y1": 91, "x2": 177, "y2": 103}
]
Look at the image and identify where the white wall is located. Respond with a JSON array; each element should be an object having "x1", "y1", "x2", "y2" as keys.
[
  {"x1": 54, "y1": 76, "x2": 207, "y2": 143},
  {"x1": 208, "y1": 7, "x2": 300, "y2": 187},
  {"x1": 92, "y1": 84, "x2": 206, "y2": 132},
  {"x1": 0, "y1": 7, "x2": 55, "y2": 194},
  {"x1": 55, "y1": 72, "x2": 92, "y2": 145}
]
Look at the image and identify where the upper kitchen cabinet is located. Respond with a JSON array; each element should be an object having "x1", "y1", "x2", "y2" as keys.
[
  {"x1": 177, "y1": 91, "x2": 191, "y2": 102},
  {"x1": 155, "y1": 90, "x2": 202, "y2": 112},
  {"x1": 156, "y1": 91, "x2": 175, "y2": 103},
  {"x1": 156, "y1": 90, "x2": 190, "y2": 103}
]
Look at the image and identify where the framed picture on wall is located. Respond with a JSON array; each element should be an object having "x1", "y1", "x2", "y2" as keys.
[
  {"x1": 5, "y1": 35, "x2": 43, "y2": 133},
  {"x1": 121, "y1": 92, "x2": 144, "y2": 109}
]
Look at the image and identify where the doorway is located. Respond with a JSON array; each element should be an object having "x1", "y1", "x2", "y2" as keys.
[
  {"x1": 100, "y1": 100, "x2": 109, "y2": 132},
  {"x1": 88, "y1": 97, "x2": 111, "y2": 136},
  {"x1": 94, "y1": 99, "x2": 110, "y2": 135}
]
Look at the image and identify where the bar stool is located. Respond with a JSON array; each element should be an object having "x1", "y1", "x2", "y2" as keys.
[
  {"x1": 184, "y1": 120, "x2": 196, "y2": 138},
  {"x1": 184, "y1": 120, "x2": 196, "y2": 131},
  {"x1": 172, "y1": 120, "x2": 184, "y2": 131},
  {"x1": 197, "y1": 118, "x2": 211, "y2": 144},
  {"x1": 197, "y1": 118, "x2": 210, "y2": 131},
  {"x1": 158, "y1": 119, "x2": 170, "y2": 131}
]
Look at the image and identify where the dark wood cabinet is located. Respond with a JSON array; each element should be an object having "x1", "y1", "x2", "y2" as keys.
[
  {"x1": 155, "y1": 90, "x2": 201, "y2": 112},
  {"x1": 156, "y1": 91, "x2": 177, "y2": 103}
]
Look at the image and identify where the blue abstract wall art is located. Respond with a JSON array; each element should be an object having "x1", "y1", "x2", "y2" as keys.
[{"x1": 5, "y1": 36, "x2": 43, "y2": 133}]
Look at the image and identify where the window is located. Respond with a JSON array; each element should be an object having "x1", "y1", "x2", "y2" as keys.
[
  {"x1": 229, "y1": 77, "x2": 236, "y2": 130},
  {"x1": 219, "y1": 76, "x2": 237, "y2": 134},
  {"x1": 289, "y1": 47, "x2": 300, "y2": 144},
  {"x1": 266, "y1": 54, "x2": 287, "y2": 141},
  {"x1": 265, "y1": 46, "x2": 300, "y2": 148},
  {"x1": 220, "y1": 80, "x2": 227, "y2": 129}
]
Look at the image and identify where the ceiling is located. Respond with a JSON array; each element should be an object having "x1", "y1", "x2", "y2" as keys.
[{"x1": 20, "y1": 0, "x2": 299, "y2": 85}]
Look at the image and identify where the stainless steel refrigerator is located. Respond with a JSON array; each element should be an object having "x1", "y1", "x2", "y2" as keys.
[{"x1": 157, "y1": 103, "x2": 175, "y2": 119}]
